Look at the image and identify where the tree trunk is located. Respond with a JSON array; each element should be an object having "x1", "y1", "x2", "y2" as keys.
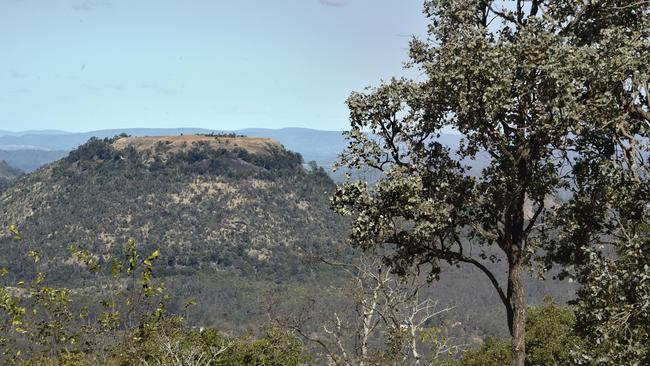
[
  {"x1": 409, "y1": 322, "x2": 421, "y2": 365},
  {"x1": 508, "y1": 146, "x2": 529, "y2": 366},
  {"x1": 509, "y1": 255, "x2": 526, "y2": 366}
]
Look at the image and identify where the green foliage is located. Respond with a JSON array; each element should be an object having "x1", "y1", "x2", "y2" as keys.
[
  {"x1": 446, "y1": 300, "x2": 586, "y2": 366},
  {"x1": 573, "y1": 229, "x2": 650, "y2": 365},
  {"x1": 0, "y1": 225, "x2": 311, "y2": 366},
  {"x1": 544, "y1": 71, "x2": 650, "y2": 364},
  {"x1": 445, "y1": 338, "x2": 510, "y2": 366},
  {"x1": 65, "y1": 136, "x2": 117, "y2": 163},
  {"x1": 0, "y1": 135, "x2": 345, "y2": 284},
  {"x1": 0, "y1": 226, "x2": 167, "y2": 364},
  {"x1": 107, "y1": 316, "x2": 309, "y2": 366},
  {"x1": 332, "y1": 1, "x2": 649, "y2": 364},
  {"x1": 332, "y1": 0, "x2": 650, "y2": 278},
  {"x1": 168, "y1": 143, "x2": 304, "y2": 178},
  {"x1": 524, "y1": 299, "x2": 586, "y2": 365},
  {"x1": 20, "y1": 352, "x2": 96, "y2": 366},
  {"x1": 220, "y1": 328, "x2": 309, "y2": 366}
]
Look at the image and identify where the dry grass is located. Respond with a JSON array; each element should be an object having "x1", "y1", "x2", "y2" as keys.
[{"x1": 112, "y1": 135, "x2": 282, "y2": 155}]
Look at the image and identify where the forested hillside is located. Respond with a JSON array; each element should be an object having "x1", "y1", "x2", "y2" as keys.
[
  {"x1": 0, "y1": 160, "x2": 22, "y2": 191},
  {"x1": 0, "y1": 135, "x2": 344, "y2": 282},
  {"x1": 3, "y1": 0, "x2": 649, "y2": 363},
  {"x1": 0, "y1": 134, "x2": 573, "y2": 339}
]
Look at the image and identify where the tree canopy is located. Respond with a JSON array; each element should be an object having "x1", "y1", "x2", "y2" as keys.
[{"x1": 332, "y1": 1, "x2": 649, "y2": 365}]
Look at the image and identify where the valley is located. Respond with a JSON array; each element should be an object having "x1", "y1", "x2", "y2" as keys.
[
  {"x1": 3, "y1": 0, "x2": 648, "y2": 363},
  {"x1": 0, "y1": 133, "x2": 573, "y2": 342}
]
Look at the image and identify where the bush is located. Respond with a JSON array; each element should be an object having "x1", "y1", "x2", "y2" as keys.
[
  {"x1": 445, "y1": 299, "x2": 587, "y2": 366},
  {"x1": 1, "y1": 227, "x2": 311, "y2": 366}
]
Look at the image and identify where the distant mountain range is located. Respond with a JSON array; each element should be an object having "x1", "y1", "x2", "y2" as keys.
[
  {"x1": 0, "y1": 129, "x2": 71, "y2": 137},
  {"x1": 0, "y1": 128, "x2": 463, "y2": 173}
]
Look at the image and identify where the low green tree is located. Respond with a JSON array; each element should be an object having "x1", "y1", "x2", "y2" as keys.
[
  {"x1": 445, "y1": 300, "x2": 587, "y2": 366},
  {"x1": 220, "y1": 328, "x2": 309, "y2": 366},
  {"x1": 110, "y1": 316, "x2": 309, "y2": 366},
  {"x1": 1, "y1": 225, "x2": 311, "y2": 366}
]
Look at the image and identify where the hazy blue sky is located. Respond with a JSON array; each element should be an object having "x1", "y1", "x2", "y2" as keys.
[{"x1": 1, "y1": 0, "x2": 427, "y2": 132}]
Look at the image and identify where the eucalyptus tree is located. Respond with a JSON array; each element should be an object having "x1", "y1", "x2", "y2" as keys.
[{"x1": 332, "y1": 1, "x2": 650, "y2": 365}]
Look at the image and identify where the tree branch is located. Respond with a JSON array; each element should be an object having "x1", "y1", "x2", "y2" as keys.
[
  {"x1": 530, "y1": 0, "x2": 540, "y2": 17},
  {"x1": 488, "y1": 3, "x2": 517, "y2": 23},
  {"x1": 523, "y1": 202, "x2": 544, "y2": 236},
  {"x1": 425, "y1": 245, "x2": 511, "y2": 323}
]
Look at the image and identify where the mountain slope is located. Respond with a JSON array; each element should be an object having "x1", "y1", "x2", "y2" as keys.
[
  {"x1": 0, "y1": 160, "x2": 22, "y2": 180},
  {"x1": 0, "y1": 135, "x2": 346, "y2": 281},
  {"x1": 0, "y1": 160, "x2": 23, "y2": 191},
  {"x1": 0, "y1": 134, "x2": 574, "y2": 338}
]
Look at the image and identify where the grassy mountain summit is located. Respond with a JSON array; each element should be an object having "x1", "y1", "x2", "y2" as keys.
[
  {"x1": 112, "y1": 134, "x2": 282, "y2": 155},
  {"x1": 0, "y1": 134, "x2": 345, "y2": 283}
]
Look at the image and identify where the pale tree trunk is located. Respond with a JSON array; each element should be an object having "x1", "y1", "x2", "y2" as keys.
[
  {"x1": 410, "y1": 323, "x2": 421, "y2": 366},
  {"x1": 358, "y1": 280, "x2": 379, "y2": 366}
]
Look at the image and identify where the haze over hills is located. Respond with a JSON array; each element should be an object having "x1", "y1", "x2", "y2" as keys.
[
  {"x1": 0, "y1": 129, "x2": 72, "y2": 137},
  {"x1": 0, "y1": 149, "x2": 68, "y2": 172}
]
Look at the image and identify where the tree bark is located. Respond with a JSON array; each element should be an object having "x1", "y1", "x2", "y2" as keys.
[
  {"x1": 509, "y1": 253, "x2": 526, "y2": 366},
  {"x1": 507, "y1": 142, "x2": 529, "y2": 366}
]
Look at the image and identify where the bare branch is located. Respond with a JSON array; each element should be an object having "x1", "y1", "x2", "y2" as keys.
[
  {"x1": 523, "y1": 203, "x2": 544, "y2": 236},
  {"x1": 488, "y1": 3, "x2": 517, "y2": 23}
]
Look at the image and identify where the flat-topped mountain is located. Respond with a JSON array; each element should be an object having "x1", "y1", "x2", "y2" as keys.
[
  {"x1": 0, "y1": 128, "x2": 465, "y2": 175},
  {"x1": 0, "y1": 134, "x2": 345, "y2": 282}
]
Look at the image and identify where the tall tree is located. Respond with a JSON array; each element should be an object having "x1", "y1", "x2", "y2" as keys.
[{"x1": 332, "y1": 1, "x2": 650, "y2": 365}]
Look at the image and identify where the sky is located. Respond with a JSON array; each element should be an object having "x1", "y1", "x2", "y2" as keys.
[{"x1": 1, "y1": 0, "x2": 428, "y2": 132}]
